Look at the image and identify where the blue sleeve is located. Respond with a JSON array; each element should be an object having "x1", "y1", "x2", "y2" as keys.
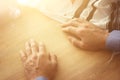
[
  {"x1": 106, "y1": 30, "x2": 120, "y2": 51},
  {"x1": 35, "y1": 76, "x2": 48, "y2": 80}
]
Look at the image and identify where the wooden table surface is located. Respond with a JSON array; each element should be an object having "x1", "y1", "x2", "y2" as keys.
[{"x1": 0, "y1": 6, "x2": 120, "y2": 80}]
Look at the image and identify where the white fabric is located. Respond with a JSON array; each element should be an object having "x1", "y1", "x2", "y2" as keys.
[
  {"x1": 89, "y1": 0, "x2": 112, "y2": 28},
  {"x1": 17, "y1": 0, "x2": 116, "y2": 28},
  {"x1": 17, "y1": 0, "x2": 82, "y2": 23}
]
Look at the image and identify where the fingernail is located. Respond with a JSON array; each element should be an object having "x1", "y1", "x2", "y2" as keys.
[{"x1": 30, "y1": 40, "x2": 36, "y2": 46}]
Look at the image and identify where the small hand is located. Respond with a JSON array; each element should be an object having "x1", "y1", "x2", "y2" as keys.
[
  {"x1": 20, "y1": 40, "x2": 57, "y2": 80},
  {"x1": 62, "y1": 18, "x2": 109, "y2": 51}
]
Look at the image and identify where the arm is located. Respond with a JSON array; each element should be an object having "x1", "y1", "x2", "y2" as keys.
[
  {"x1": 62, "y1": 18, "x2": 120, "y2": 51},
  {"x1": 106, "y1": 30, "x2": 120, "y2": 51}
]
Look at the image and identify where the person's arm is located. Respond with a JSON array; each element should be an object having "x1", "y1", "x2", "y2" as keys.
[{"x1": 106, "y1": 30, "x2": 120, "y2": 51}]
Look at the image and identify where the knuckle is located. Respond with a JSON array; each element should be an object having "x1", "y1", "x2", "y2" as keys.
[
  {"x1": 81, "y1": 43, "x2": 85, "y2": 47},
  {"x1": 73, "y1": 18, "x2": 79, "y2": 21},
  {"x1": 52, "y1": 61, "x2": 57, "y2": 67},
  {"x1": 79, "y1": 43, "x2": 86, "y2": 48},
  {"x1": 39, "y1": 52, "x2": 46, "y2": 57},
  {"x1": 22, "y1": 57, "x2": 26, "y2": 62},
  {"x1": 71, "y1": 22, "x2": 76, "y2": 25},
  {"x1": 82, "y1": 23, "x2": 89, "y2": 28},
  {"x1": 32, "y1": 55, "x2": 37, "y2": 59},
  {"x1": 76, "y1": 28, "x2": 85, "y2": 33},
  {"x1": 68, "y1": 19, "x2": 73, "y2": 23},
  {"x1": 31, "y1": 42, "x2": 36, "y2": 47},
  {"x1": 84, "y1": 25, "x2": 89, "y2": 28}
]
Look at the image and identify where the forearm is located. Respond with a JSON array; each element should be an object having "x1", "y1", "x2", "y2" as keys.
[{"x1": 106, "y1": 30, "x2": 120, "y2": 51}]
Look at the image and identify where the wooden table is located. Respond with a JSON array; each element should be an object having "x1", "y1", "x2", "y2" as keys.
[{"x1": 0, "y1": 6, "x2": 120, "y2": 80}]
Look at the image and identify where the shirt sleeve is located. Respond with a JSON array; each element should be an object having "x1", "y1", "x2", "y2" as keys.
[
  {"x1": 106, "y1": 30, "x2": 120, "y2": 51},
  {"x1": 35, "y1": 76, "x2": 48, "y2": 80}
]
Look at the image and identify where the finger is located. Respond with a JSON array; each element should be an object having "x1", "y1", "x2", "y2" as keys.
[
  {"x1": 25, "y1": 41, "x2": 32, "y2": 56},
  {"x1": 20, "y1": 50, "x2": 27, "y2": 62},
  {"x1": 61, "y1": 22, "x2": 78, "y2": 27},
  {"x1": 38, "y1": 42, "x2": 47, "y2": 57},
  {"x1": 30, "y1": 39, "x2": 39, "y2": 54},
  {"x1": 50, "y1": 54, "x2": 57, "y2": 65},
  {"x1": 68, "y1": 36, "x2": 84, "y2": 48},
  {"x1": 76, "y1": 18, "x2": 87, "y2": 23},
  {"x1": 61, "y1": 19, "x2": 81, "y2": 27},
  {"x1": 62, "y1": 27, "x2": 78, "y2": 36},
  {"x1": 72, "y1": 18, "x2": 84, "y2": 23}
]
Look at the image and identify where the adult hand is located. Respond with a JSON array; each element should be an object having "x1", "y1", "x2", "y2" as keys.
[
  {"x1": 62, "y1": 18, "x2": 109, "y2": 51},
  {"x1": 20, "y1": 40, "x2": 57, "y2": 80}
]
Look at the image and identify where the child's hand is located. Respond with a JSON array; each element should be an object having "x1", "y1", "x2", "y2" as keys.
[{"x1": 20, "y1": 40, "x2": 57, "y2": 80}]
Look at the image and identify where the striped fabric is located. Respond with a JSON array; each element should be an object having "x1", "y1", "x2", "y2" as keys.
[{"x1": 23, "y1": 0, "x2": 117, "y2": 29}]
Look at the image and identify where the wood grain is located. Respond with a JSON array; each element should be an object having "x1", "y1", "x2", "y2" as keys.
[{"x1": 0, "y1": 6, "x2": 120, "y2": 80}]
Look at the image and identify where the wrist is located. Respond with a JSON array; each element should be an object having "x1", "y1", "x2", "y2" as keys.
[{"x1": 101, "y1": 31, "x2": 109, "y2": 50}]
